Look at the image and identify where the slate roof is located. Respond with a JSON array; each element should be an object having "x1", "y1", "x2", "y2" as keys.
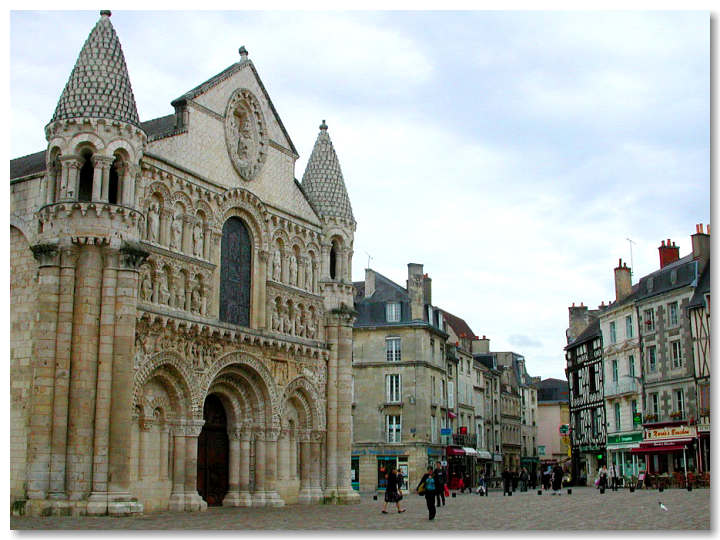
[
  {"x1": 688, "y1": 261, "x2": 710, "y2": 310},
  {"x1": 633, "y1": 254, "x2": 698, "y2": 302},
  {"x1": 537, "y1": 378, "x2": 569, "y2": 403},
  {"x1": 565, "y1": 317, "x2": 601, "y2": 350},
  {"x1": 51, "y1": 11, "x2": 140, "y2": 127},
  {"x1": 440, "y1": 309, "x2": 476, "y2": 339},
  {"x1": 10, "y1": 151, "x2": 46, "y2": 180},
  {"x1": 353, "y1": 271, "x2": 410, "y2": 326},
  {"x1": 301, "y1": 121, "x2": 354, "y2": 223}
]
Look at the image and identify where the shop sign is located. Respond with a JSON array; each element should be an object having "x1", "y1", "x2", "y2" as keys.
[
  {"x1": 538, "y1": 445, "x2": 546, "y2": 456},
  {"x1": 441, "y1": 428, "x2": 452, "y2": 436},
  {"x1": 633, "y1": 413, "x2": 642, "y2": 426},
  {"x1": 426, "y1": 447, "x2": 442, "y2": 456},
  {"x1": 558, "y1": 424, "x2": 569, "y2": 435},
  {"x1": 607, "y1": 432, "x2": 642, "y2": 445},
  {"x1": 644, "y1": 425, "x2": 696, "y2": 441},
  {"x1": 697, "y1": 423, "x2": 710, "y2": 433}
]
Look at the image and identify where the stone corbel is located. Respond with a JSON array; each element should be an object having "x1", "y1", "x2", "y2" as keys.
[{"x1": 30, "y1": 242, "x2": 60, "y2": 267}]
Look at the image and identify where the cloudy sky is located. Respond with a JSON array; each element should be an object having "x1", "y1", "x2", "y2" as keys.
[{"x1": 9, "y1": 10, "x2": 710, "y2": 380}]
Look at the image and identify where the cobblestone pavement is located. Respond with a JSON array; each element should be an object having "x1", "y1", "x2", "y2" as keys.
[{"x1": 11, "y1": 487, "x2": 710, "y2": 530}]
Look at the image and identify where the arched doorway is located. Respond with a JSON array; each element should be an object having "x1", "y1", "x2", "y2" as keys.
[{"x1": 197, "y1": 394, "x2": 229, "y2": 506}]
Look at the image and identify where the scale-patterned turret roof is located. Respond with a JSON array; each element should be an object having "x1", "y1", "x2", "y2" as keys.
[
  {"x1": 301, "y1": 121, "x2": 354, "y2": 223},
  {"x1": 51, "y1": 10, "x2": 140, "y2": 127}
]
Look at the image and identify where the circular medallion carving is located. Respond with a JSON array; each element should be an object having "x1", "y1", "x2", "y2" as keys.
[{"x1": 224, "y1": 89, "x2": 268, "y2": 181}]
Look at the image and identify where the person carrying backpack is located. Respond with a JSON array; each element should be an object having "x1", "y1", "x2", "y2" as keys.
[{"x1": 417, "y1": 466, "x2": 437, "y2": 520}]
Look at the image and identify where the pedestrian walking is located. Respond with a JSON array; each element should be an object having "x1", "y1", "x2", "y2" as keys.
[
  {"x1": 598, "y1": 465, "x2": 608, "y2": 491},
  {"x1": 417, "y1": 466, "x2": 437, "y2": 520},
  {"x1": 609, "y1": 463, "x2": 619, "y2": 490},
  {"x1": 381, "y1": 467, "x2": 406, "y2": 514},
  {"x1": 434, "y1": 462, "x2": 446, "y2": 507},
  {"x1": 520, "y1": 467, "x2": 529, "y2": 492},
  {"x1": 502, "y1": 467, "x2": 513, "y2": 495},
  {"x1": 552, "y1": 463, "x2": 563, "y2": 494}
]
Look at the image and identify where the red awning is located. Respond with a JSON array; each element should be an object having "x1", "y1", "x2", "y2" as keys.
[
  {"x1": 446, "y1": 447, "x2": 465, "y2": 456},
  {"x1": 631, "y1": 444, "x2": 688, "y2": 454}
]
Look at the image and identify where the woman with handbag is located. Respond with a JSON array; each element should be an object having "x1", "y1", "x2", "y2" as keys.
[
  {"x1": 381, "y1": 467, "x2": 406, "y2": 514},
  {"x1": 416, "y1": 466, "x2": 437, "y2": 520}
]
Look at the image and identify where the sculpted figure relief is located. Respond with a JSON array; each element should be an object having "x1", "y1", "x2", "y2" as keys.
[
  {"x1": 170, "y1": 213, "x2": 183, "y2": 251},
  {"x1": 175, "y1": 277, "x2": 186, "y2": 311},
  {"x1": 306, "y1": 312, "x2": 317, "y2": 340},
  {"x1": 289, "y1": 254, "x2": 297, "y2": 286},
  {"x1": 140, "y1": 273, "x2": 153, "y2": 302},
  {"x1": 282, "y1": 305, "x2": 292, "y2": 336},
  {"x1": 193, "y1": 222, "x2": 204, "y2": 258},
  {"x1": 294, "y1": 309, "x2": 304, "y2": 337},
  {"x1": 272, "y1": 302, "x2": 282, "y2": 332},
  {"x1": 158, "y1": 273, "x2": 170, "y2": 305},
  {"x1": 304, "y1": 259, "x2": 313, "y2": 291},
  {"x1": 272, "y1": 249, "x2": 281, "y2": 282},
  {"x1": 147, "y1": 203, "x2": 160, "y2": 243},
  {"x1": 191, "y1": 287, "x2": 202, "y2": 314}
]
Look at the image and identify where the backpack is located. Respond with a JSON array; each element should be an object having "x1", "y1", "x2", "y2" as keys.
[{"x1": 425, "y1": 475, "x2": 436, "y2": 492}]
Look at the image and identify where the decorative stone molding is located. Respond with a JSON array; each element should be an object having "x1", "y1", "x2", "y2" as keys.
[
  {"x1": 224, "y1": 88, "x2": 268, "y2": 181},
  {"x1": 30, "y1": 242, "x2": 60, "y2": 266}
]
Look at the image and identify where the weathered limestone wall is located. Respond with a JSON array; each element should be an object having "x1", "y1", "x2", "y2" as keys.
[{"x1": 10, "y1": 226, "x2": 38, "y2": 502}]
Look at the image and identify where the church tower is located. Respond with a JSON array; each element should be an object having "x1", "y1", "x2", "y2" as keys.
[
  {"x1": 301, "y1": 121, "x2": 359, "y2": 503},
  {"x1": 28, "y1": 10, "x2": 147, "y2": 516}
]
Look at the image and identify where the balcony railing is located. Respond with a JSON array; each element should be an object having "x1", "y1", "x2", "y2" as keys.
[{"x1": 604, "y1": 379, "x2": 640, "y2": 397}]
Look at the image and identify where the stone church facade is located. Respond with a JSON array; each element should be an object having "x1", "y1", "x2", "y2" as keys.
[{"x1": 10, "y1": 11, "x2": 359, "y2": 516}]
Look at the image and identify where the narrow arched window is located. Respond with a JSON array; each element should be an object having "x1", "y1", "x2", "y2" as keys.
[
  {"x1": 108, "y1": 159, "x2": 120, "y2": 204},
  {"x1": 78, "y1": 151, "x2": 94, "y2": 202},
  {"x1": 330, "y1": 244, "x2": 337, "y2": 280},
  {"x1": 219, "y1": 217, "x2": 252, "y2": 327}
]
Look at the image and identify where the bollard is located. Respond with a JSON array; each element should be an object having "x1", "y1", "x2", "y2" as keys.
[
  {"x1": 567, "y1": 488, "x2": 572, "y2": 495},
  {"x1": 508, "y1": 491, "x2": 512, "y2": 496},
  {"x1": 687, "y1": 485, "x2": 692, "y2": 492},
  {"x1": 452, "y1": 492, "x2": 456, "y2": 498},
  {"x1": 537, "y1": 490, "x2": 542, "y2": 495},
  {"x1": 659, "y1": 485, "x2": 664, "y2": 493},
  {"x1": 629, "y1": 486, "x2": 635, "y2": 493},
  {"x1": 373, "y1": 495, "x2": 377, "y2": 501},
  {"x1": 600, "y1": 487, "x2": 605, "y2": 494}
]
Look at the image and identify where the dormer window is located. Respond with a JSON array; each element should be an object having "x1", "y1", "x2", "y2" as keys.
[{"x1": 386, "y1": 302, "x2": 401, "y2": 322}]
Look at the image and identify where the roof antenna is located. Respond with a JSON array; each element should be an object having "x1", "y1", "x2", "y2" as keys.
[
  {"x1": 365, "y1": 251, "x2": 373, "y2": 270},
  {"x1": 626, "y1": 237, "x2": 636, "y2": 279}
]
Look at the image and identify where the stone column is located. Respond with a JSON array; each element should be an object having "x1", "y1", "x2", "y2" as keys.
[
  {"x1": 324, "y1": 325, "x2": 338, "y2": 501},
  {"x1": 252, "y1": 427, "x2": 267, "y2": 507},
  {"x1": 59, "y1": 155, "x2": 79, "y2": 201},
  {"x1": 183, "y1": 419, "x2": 207, "y2": 512},
  {"x1": 202, "y1": 225, "x2": 212, "y2": 260},
  {"x1": 139, "y1": 418, "x2": 154, "y2": 480},
  {"x1": 335, "y1": 320, "x2": 359, "y2": 503},
  {"x1": 87, "y1": 248, "x2": 119, "y2": 515},
  {"x1": 122, "y1": 164, "x2": 138, "y2": 207},
  {"x1": 320, "y1": 245, "x2": 330, "y2": 281},
  {"x1": 47, "y1": 247, "x2": 78, "y2": 501},
  {"x1": 182, "y1": 215, "x2": 194, "y2": 255},
  {"x1": 107, "y1": 245, "x2": 147, "y2": 516},
  {"x1": 160, "y1": 209, "x2": 173, "y2": 247},
  {"x1": 297, "y1": 430, "x2": 313, "y2": 504},
  {"x1": 312, "y1": 262, "x2": 319, "y2": 294},
  {"x1": 223, "y1": 428, "x2": 242, "y2": 506},
  {"x1": 237, "y1": 426, "x2": 252, "y2": 506},
  {"x1": 159, "y1": 425, "x2": 169, "y2": 480},
  {"x1": 44, "y1": 163, "x2": 58, "y2": 205},
  {"x1": 168, "y1": 422, "x2": 186, "y2": 512},
  {"x1": 92, "y1": 155, "x2": 111, "y2": 202},
  {"x1": 289, "y1": 431, "x2": 298, "y2": 482},
  {"x1": 25, "y1": 245, "x2": 61, "y2": 502},
  {"x1": 66, "y1": 243, "x2": 103, "y2": 501},
  {"x1": 256, "y1": 250, "x2": 269, "y2": 330},
  {"x1": 310, "y1": 430, "x2": 324, "y2": 502},
  {"x1": 264, "y1": 427, "x2": 284, "y2": 507},
  {"x1": 278, "y1": 428, "x2": 290, "y2": 484}
]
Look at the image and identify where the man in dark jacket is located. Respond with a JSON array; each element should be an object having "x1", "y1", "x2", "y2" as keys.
[
  {"x1": 502, "y1": 467, "x2": 513, "y2": 495},
  {"x1": 434, "y1": 463, "x2": 446, "y2": 506}
]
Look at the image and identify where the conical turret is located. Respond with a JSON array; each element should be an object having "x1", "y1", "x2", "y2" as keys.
[
  {"x1": 301, "y1": 120, "x2": 354, "y2": 224},
  {"x1": 51, "y1": 10, "x2": 140, "y2": 127}
]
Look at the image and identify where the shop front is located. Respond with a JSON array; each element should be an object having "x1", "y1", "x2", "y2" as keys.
[
  {"x1": 607, "y1": 432, "x2": 644, "y2": 480},
  {"x1": 445, "y1": 446, "x2": 480, "y2": 489},
  {"x1": 631, "y1": 423, "x2": 699, "y2": 486}
]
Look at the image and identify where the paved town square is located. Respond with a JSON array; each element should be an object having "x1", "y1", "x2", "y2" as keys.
[{"x1": 11, "y1": 487, "x2": 710, "y2": 530}]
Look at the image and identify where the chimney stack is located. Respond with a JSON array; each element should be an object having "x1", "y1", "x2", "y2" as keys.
[
  {"x1": 658, "y1": 238, "x2": 680, "y2": 269},
  {"x1": 567, "y1": 304, "x2": 590, "y2": 343},
  {"x1": 407, "y1": 263, "x2": 425, "y2": 320},
  {"x1": 472, "y1": 335, "x2": 490, "y2": 354},
  {"x1": 365, "y1": 268, "x2": 376, "y2": 298},
  {"x1": 422, "y1": 273, "x2": 432, "y2": 306},
  {"x1": 691, "y1": 223, "x2": 710, "y2": 272},
  {"x1": 614, "y1": 258, "x2": 632, "y2": 302}
]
